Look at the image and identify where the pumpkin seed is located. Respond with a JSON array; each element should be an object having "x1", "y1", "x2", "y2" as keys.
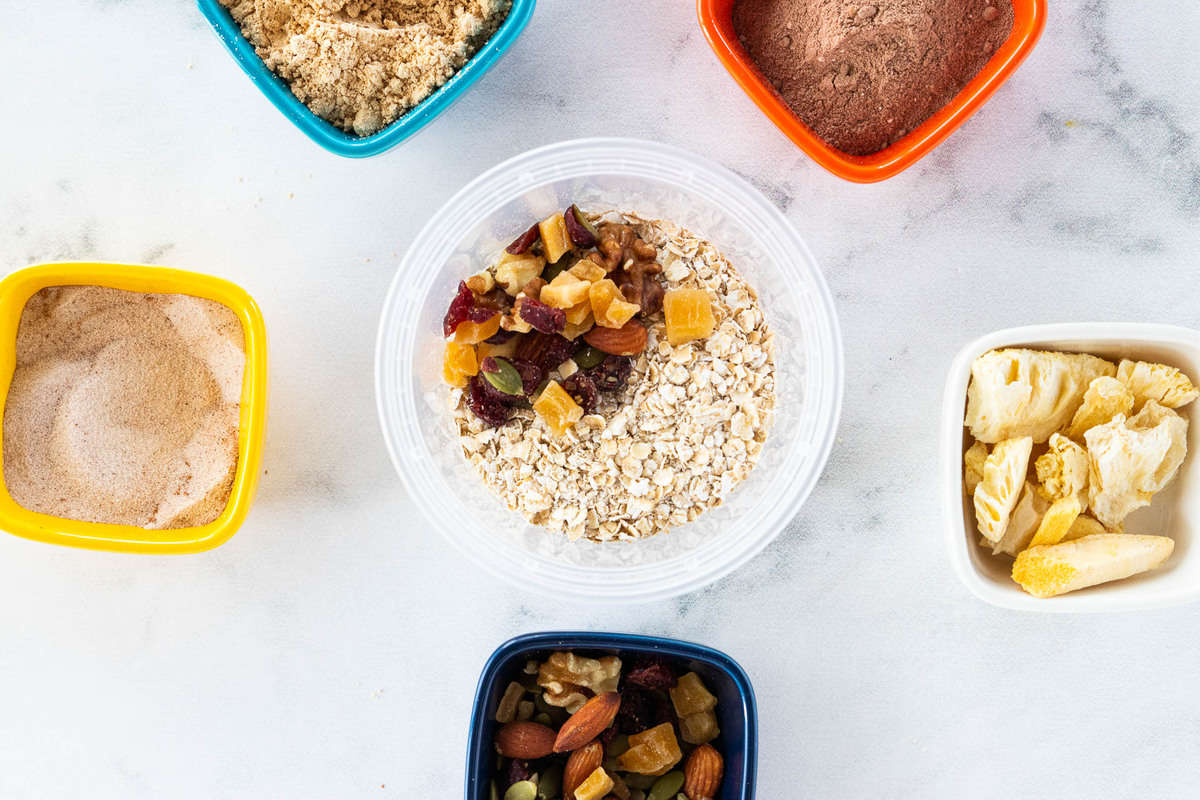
[
  {"x1": 482, "y1": 357, "x2": 523, "y2": 395},
  {"x1": 537, "y1": 762, "x2": 563, "y2": 799},
  {"x1": 504, "y1": 780, "x2": 537, "y2": 800},
  {"x1": 647, "y1": 771, "x2": 684, "y2": 800},
  {"x1": 573, "y1": 344, "x2": 606, "y2": 370},
  {"x1": 489, "y1": 781, "x2": 499, "y2": 800}
]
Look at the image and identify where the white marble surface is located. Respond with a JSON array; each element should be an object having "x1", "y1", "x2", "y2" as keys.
[{"x1": 1, "y1": 1, "x2": 1198, "y2": 797}]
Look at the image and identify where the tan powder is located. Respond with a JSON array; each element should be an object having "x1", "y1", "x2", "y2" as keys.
[
  {"x1": 3, "y1": 287, "x2": 246, "y2": 529},
  {"x1": 221, "y1": 0, "x2": 512, "y2": 135}
]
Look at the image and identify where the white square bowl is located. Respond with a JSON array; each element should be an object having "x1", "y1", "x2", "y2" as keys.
[{"x1": 941, "y1": 323, "x2": 1200, "y2": 612}]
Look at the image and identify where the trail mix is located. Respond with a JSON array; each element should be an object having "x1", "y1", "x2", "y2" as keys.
[
  {"x1": 443, "y1": 208, "x2": 776, "y2": 541},
  {"x1": 490, "y1": 651, "x2": 726, "y2": 800}
]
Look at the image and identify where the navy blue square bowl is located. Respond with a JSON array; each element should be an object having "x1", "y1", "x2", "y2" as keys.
[{"x1": 467, "y1": 632, "x2": 757, "y2": 799}]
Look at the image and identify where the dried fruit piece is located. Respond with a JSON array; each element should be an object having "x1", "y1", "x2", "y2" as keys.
[
  {"x1": 1028, "y1": 495, "x2": 1084, "y2": 548},
  {"x1": 562, "y1": 313, "x2": 596, "y2": 341},
  {"x1": 1012, "y1": 534, "x2": 1175, "y2": 598},
  {"x1": 510, "y1": 359, "x2": 546, "y2": 398},
  {"x1": 561, "y1": 373, "x2": 599, "y2": 413},
  {"x1": 555, "y1": 691, "x2": 622, "y2": 753},
  {"x1": 583, "y1": 319, "x2": 647, "y2": 356},
  {"x1": 506, "y1": 223, "x2": 541, "y2": 255},
  {"x1": 515, "y1": 333, "x2": 576, "y2": 372},
  {"x1": 678, "y1": 710, "x2": 719, "y2": 745},
  {"x1": 518, "y1": 296, "x2": 567, "y2": 334},
  {"x1": 565, "y1": 204, "x2": 600, "y2": 248},
  {"x1": 497, "y1": 254, "x2": 547, "y2": 296},
  {"x1": 669, "y1": 673, "x2": 717, "y2": 717},
  {"x1": 616, "y1": 688, "x2": 674, "y2": 734},
  {"x1": 1067, "y1": 376, "x2": 1134, "y2": 439},
  {"x1": 682, "y1": 744, "x2": 723, "y2": 800},
  {"x1": 495, "y1": 680, "x2": 527, "y2": 724},
  {"x1": 569, "y1": 259, "x2": 607, "y2": 284},
  {"x1": 541, "y1": 271, "x2": 593, "y2": 309},
  {"x1": 477, "y1": 337, "x2": 519, "y2": 363},
  {"x1": 564, "y1": 299, "x2": 594, "y2": 326},
  {"x1": 506, "y1": 759, "x2": 535, "y2": 788},
  {"x1": 573, "y1": 767, "x2": 614, "y2": 800},
  {"x1": 590, "y1": 279, "x2": 641, "y2": 329},
  {"x1": 466, "y1": 375, "x2": 513, "y2": 427},
  {"x1": 533, "y1": 380, "x2": 585, "y2": 436},
  {"x1": 539, "y1": 212, "x2": 573, "y2": 264},
  {"x1": 624, "y1": 660, "x2": 676, "y2": 691},
  {"x1": 617, "y1": 723, "x2": 682, "y2": 776},
  {"x1": 663, "y1": 289, "x2": 715, "y2": 346},
  {"x1": 453, "y1": 313, "x2": 501, "y2": 345},
  {"x1": 1117, "y1": 359, "x2": 1200, "y2": 410},
  {"x1": 496, "y1": 721, "x2": 557, "y2": 759},
  {"x1": 442, "y1": 341, "x2": 479, "y2": 388},
  {"x1": 564, "y1": 742, "x2": 605, "y2": 800},
  {"x1": 588, "y1": 355, "x2": 633, "y2": 392}
]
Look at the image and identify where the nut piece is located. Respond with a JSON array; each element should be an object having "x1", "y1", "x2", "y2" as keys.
[
  {"x1": 583, "y1": 319, "x2": 647, "y2": 356},
  {"x1": 554, "y1": 691, "x2": 621, "y2": 753},
  {"x1": 496, "y1": 253, "x2": 546, "y2": 296},
  {"x1": 563, "y1": 741, "x2": 604, "y2": 800},
  {"x1": 538, "y1": 652, "x2": 622, "y2": 712},
  {"x1": 495, "y1": 721, "x2": 557, "y2": 759},
  {"x1": 572, "y1": 767, "x2": 615, "y2": 800},
  {"x1": 682, "y1": 744, "x2": 723, "y2": 800}
]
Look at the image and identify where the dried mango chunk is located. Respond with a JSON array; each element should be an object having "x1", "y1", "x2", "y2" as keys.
[
  {"x1": 663, "y1": 288, "x2": 715, "y2": 346},
  {"x1": 538, "y1": 212, "x2": 572, "y2": 264},
  {"x1": 533, "y1": 381, "x2": 584, "y2": 436},
  {"x1": 669, "y1": 672, "x2": 717, "y2": 717},
  {"x1": 569, "y1": 259, "x2": 607, "y2": 283},
  {"x1": 540, "y1": 271, "x2": 592, "y2": 309},
  {"x1": 442, "y1": 341, "x2": 478, "y2": 387},
  {"x1": 679, "y1": 709, "x2": 720, "y2": 745},
  {"x1": 564, "y1": 298, "x2": 593, "y2": 326},
  {"x1": 617, "y1": 723, "x2": 682, "y2": 776},
  {"x1": 590, "y1": 279, "x2": 640, "y2": 329},
  {"x1": 452, "y1": 313, "x2": 500, "y2": 344},
  {"x1": 573, "y1": 767, "x2": 614, "y2": 800}
]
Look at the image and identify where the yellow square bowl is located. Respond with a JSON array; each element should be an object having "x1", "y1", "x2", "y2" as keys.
[{"x1": 0, "y1": 263, "x2": 268, "y2": 554}]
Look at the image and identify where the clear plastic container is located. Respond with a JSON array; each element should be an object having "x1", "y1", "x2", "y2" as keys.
[{"x1": 375, "y1": 138, "x2": 843, "y2": 603}]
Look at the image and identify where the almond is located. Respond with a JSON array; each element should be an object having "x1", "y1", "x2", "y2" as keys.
[
  {"x1": 495, "y1": 721, "x2": 557, "y2": 759},
  {"x1": 582, "y1": 319, "x2": 647, "y2": 356},
  {"x1": 553, "y1": 691, "x2": 621, "y2": 753},
  {"x1": 563, "y1": 740, "x2": 604, "y2": 800},
  {"x1": 683, "y1": 743, "x2": 723, "y2": 800}
]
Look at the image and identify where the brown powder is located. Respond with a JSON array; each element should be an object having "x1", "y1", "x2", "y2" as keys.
[
  {"x1": 221, "y1": 0, "x2": 511, "y2": 136},
  {"x1": 3, "y1": 287, "x2": 245, "y2": 529},
  {"x1": 732, "y1": 0, "x2": 1014, "y2": 155}
]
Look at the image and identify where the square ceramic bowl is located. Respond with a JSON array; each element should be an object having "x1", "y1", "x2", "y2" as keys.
[
  {"x1": 467, "y1": 631, "x2": 757, "y2": 800},
  {"x1": 197, "y1": 0, "x2": 536, "y2": 157},
  {"x1": 942, "y1": 323, "x2": 1200, "y2": 612},
  {"x1": 0, "y1": 263, "x2": 269, "y2": 554},
  {"x1": 697, "y1": 0, "x2": 1047, "y2": 182}
]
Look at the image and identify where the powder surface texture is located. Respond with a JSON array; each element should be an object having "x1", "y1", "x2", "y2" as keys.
[
  {"x1": 3, "y1": 287, "x2": 246, "y2": 529},
  {"x1": 221, "y1": 0, "x2": 511, "y2": 135},
  {"x1": 732, "y1": 0, "x2": 1014, "y2": 155}
]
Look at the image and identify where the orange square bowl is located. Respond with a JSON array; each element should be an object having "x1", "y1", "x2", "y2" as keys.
[
  {"x1": 0, "y1": 263, "x2": 269, "y2": 554},
  {"x1": 697, "y1": 0, "x2": 1047, "y2": 183}
]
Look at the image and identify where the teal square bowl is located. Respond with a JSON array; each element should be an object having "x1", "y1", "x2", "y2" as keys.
[{"x1": 197, "y1": 0, "x2": 535, "y2": 157}]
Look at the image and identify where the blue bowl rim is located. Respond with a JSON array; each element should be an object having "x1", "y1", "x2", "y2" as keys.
[
  {"x1": 196, "y1": 0, "x2": 536, "y2": 158},
  {"x1": 466, "y1": 631, "x2": 758, "y2": 800}
]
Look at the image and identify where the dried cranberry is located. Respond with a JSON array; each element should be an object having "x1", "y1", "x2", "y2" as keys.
[
  {"x1": 465, "y1": 376, "x2": 513, "y2": 426},
  {"x1": 561, "y1": 373, "x2": 599, "y2": 413},
  {"x1": 467, "y1": 305, "x2": 498, "y2": 324},
  {"x1": 504, "y1": 759, "x2": 534, "y2": 788},
  {"x1": 442, "y1": 281, "x2": 474, "y2": 337},
  {"x1": 564, "y1": 204, "x2": 598, "y2": 248},
  {"x1": 518, "y1": 296, "x2": 566, "y2": 334},
  {"x1": 506, "y1": 223, "x2": 540, "y2": 255},
  {"x1": 510, "y1": 358, "x2": 545, "y2": 397},
  {"x1": 597, "y1": 725, "x2": 618, "y2": 748},
  {"x1": 616, "y1": 688, "x2": 675, "y2": 734},
  {"x1": 515, "y1": 333, "x2": 575, "y2": 372},
  {"x1": 624, "y1": 659, "x2": 677, "y2": 691},
  {"x1": 587, "y1": 355, "x2": 632, "y2": 392},
  {"x1": 484, "y1": 328, "x2": 515, "y2": 345}
]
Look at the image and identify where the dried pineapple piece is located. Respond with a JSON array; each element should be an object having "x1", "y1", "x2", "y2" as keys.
[
  {"x1": 663, "y1": 289, "x2": 716, "y2": 346},
  {"x1": 537, "y1": 652, "x2": 621, "y2": 713},
  {"x1": 540, "y1": 271, "x2": 592, "y2": 309},
  {"x1": 569, "y1": 260, "x2": 607, "y2": 283},
  {"x1": 561, "y1": 313, "x2": 595, "y2": 340},
  {"x1": 1035, "y1": 433, "x2": 1090, "y2": 503},
  {"x1": 1012, "y1": 534, "x2": 1174, "y2": 598},
  {"x1": 590, "y1": 279, "x2": 640, "y2": 329},
  {"x1": 964, "y1": 440, "x2": 988, "y2": 497},
  {"x1": 533, "y1": 381, "x2": 584, "y2": 437},
  {"x1": 991, "y1": 481, "x2": 1049, "y2": 556},
  {"x1": 451, "y1": 314, "x2": 500, "y2": 344},
  {"x1": 1117, "y1": 359, "x2": 1200, "y2": 411},
  {"x1": 1028, "y1": 495, "x2": 1084, "y2": 548},
  {"x1": 679, "y1": 710, "x2": 720, "y2": 745},
  {"x1": 574, "y1": 767, "x2": 614, "y2": 800},
  {"x1": 965, "y1": 348, "x2": 1115, "y2": 443},
  {"x1": 617, "y1": 723, "x2": 682, "y2": 776},
  {"x1": 538, "y1": 212, "x2": 572, "y2": 264},
  {"x1": 1086, "y1": 400, "x2": 1189, "y2": 528},
  {"x1": 477, "y1": 337, "x2": 519, "y2": 362},
  {"x1": 1062, "y1": 514, "x2": 1108, "y2": 541},
  {"x1": 442, "y1": 342, "x2": 478, "y2": 388},
  {"x1": 669, "y1": 672, "x2": 718, "y2": 717},
  {"x1": 1066, "y1": 376, "x2": 1133, "y2": 439},
  {"x1": 564, "y1": 299, "x2": 593, "y2": 326},
  {"x1": 973, "y1": 436, "x2": 1033, "y2": 543},
  {"x1": 495, "y1": 253, "x2": 545, "y2": 296}
]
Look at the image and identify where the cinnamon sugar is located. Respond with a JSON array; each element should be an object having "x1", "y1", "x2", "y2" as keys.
[
  {"x1": 2, "y1": 287, "x2": 245, "y2": 529},
  {"x1": 732, "y1": 0, "x2": 1014, "y2": 155}
]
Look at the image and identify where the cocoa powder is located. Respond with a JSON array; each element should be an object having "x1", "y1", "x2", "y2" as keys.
[{"x1": 732, "y1": 0, "x2": 1014, "y2": 155}]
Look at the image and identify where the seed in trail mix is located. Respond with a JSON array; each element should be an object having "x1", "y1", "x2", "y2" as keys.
[
  {"x1": 490, "y1": 651, "x2": 725, "y2": 800},
  {"x1": 443, "y1": 208, "x2": 776, "y2": 541}
]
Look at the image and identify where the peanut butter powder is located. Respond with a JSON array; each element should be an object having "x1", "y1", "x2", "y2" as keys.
[{"x1": 3, "y1": 287, "x2": 245, "y2": 529}]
